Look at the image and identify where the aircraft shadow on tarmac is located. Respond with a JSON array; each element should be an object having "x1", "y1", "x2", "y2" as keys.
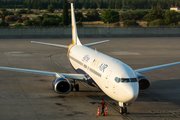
[{"x1": 39, "y1": 78, "x2": 180, "y2": 107}]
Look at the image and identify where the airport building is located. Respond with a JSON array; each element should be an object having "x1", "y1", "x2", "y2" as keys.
[{"x1": 170, "y1": 7, "x2": 180, "y2": 11}]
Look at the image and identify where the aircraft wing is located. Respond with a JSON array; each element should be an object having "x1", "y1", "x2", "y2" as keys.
[
  {"x1": 0, "y1": 66, "x2": 87, "y2": 81},
  {"x1": 135, "y1": 62, "x2": 180, "y2": 73}
]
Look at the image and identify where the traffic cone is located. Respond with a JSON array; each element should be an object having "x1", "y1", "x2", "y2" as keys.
[
  {"x1": 97, "y1": 107, "x2": 101, "y2": 116},
  {"x1": 105, "y1": 106, "x2": 108, "y2": 115}
]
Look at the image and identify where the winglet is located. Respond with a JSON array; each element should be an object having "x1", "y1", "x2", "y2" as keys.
[{"x1": 71, "y1": 2, "x2": 82, "y2": 45}]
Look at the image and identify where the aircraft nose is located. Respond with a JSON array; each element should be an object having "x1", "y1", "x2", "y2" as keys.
[
  {"x1": 126, "y1": 88, "x2": 138, "y2": 102},
  {"x1": 121, "y1": 83, "x2": 139, "y2": 102}
]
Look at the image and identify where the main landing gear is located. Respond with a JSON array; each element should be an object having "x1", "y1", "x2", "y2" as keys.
[
  {"x1": 71, "y1": 80, "x2": 79, "y2": 91},
  {"x1": 119, "y1": 102, "x2": 129, "y2": 114}
]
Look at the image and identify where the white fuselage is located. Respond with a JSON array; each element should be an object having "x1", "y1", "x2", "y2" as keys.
[{"x1": 68, "y1": 45, "x2": 139, "y2": 103}]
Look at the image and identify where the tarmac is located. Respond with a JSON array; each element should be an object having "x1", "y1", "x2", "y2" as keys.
[{"x1": 0, "y1": 37, "x2": 180, "y2": 120}]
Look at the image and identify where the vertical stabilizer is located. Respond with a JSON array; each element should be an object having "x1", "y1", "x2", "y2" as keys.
[{"x1": 71, "y1": 3, "x2": 82, "y2": 45}]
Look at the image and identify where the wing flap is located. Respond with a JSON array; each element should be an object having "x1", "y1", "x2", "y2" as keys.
[
  {"x1": 58, "y1": 73, "x2": 87, "y2": 81},
  {"x1": 135, "y1": 62, "x2": 180, "y2": 73}
]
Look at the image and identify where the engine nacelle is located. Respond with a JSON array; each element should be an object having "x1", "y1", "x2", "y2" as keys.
[
  {"x1": 52, "y1": 77, "x2": 71, "y2": 94},
  {"x1": 136, "y1": 73, "x2": 151, "y2": 92}
]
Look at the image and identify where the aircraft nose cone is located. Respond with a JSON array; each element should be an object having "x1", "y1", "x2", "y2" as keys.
[
  {"x1": 125, "y1": 87, "x2": 138, "y2": 102},
  {"x1": 120, "y1": 83, "x2": 139, "y2": 102}
]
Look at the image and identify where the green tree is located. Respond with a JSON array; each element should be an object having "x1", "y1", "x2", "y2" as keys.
[
  {"x1": 83, "y1": 1, "x2": 90, "y2": 9},
  {"x1": 120, "y1": 10, "x2": 148, "y2": 21},
  {"x1": 76, "y1": 20, "x2": 83, "y2": 27},
  {"x1": 15, "y1": 23, "x2": 23, "y2": 27},
  {"x1": 164, "y1": 10, "x2": 179, "y2": 26},
  {"x1": 123, "y1": 19, "x2": 139, "y2": 27},
  {"x1": 3, "y1": 0, "x2": 180, "y2": 10},
  {"x1": 143, "y1": 7, "x2": 164, "y2": 22},
  {"x1": 35, "y1": 16, "x2": 43, "y2": 25},
  {"x1": 109, "y1": 0, "x2": 115, "y2": 9},
  {"x1": 0, "y1": 8, "x2": 9, "y2": 27},
  {"x1": 98, "y1": 0, "x2": 103, "y2": 8},
  {"x1": 0, "y1": 0, "x2": 2, "y2": 8},
  {"x1": 101, "y1": 9, "x2": 119, "y2": 23},
  {"x1": 86, "y1": 10, "x2": 100, "y2": 21},
  {"x1": 62, "y1": 0, "x2": 69, "y2": 26},
  {"x1": 75, "y1": 12, "x2": 84, "y2": 22},
  {"x1": 42, "y1": 18, "x2": 60, "y2": 26},
  {"x1": 148, "y1": 19, "x2": 164, "y2": 27},
  {"x1": 115, "y1": 0, "x2": 122, "y2": 9},
  {"x1": 47, "y1": 4, "x2": 55, "y2": 13},
  {"x1": 24, "y1": 20, "x2": 33, "y2": 26},
  {"x1": 0, "y1": 21, "x2": 9, "y2": 27},
  {"x1": 15, "y1": 8, "x2": 27, "y2": 17},
  {"x1": 75, "y1": 0, "x2": 83, "y2": 9},
  {"x1": 0, "y1": 8, "x2": 9, "y2": 22}
]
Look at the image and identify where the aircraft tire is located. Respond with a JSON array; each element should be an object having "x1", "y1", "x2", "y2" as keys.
[
  {"x1": 71, "y1": 84, "x2": 74, "y2": 91},
  {"x1": 75, "y1": 84, "x2": 79, "y2": 91},
  {"x1": 120, "y1": 107, "x2": 123, "y2": 114},
  {"x1": 123, "y1": 107, "x2": 127, "y2": 113}
]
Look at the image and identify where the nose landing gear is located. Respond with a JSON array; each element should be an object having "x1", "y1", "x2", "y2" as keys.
[
  {"x1": 120, "y1": 107, "x2": 127, "y2": 114},
  {"x1": 119, "y1": 102, "x2": 129, "y2": 114}
]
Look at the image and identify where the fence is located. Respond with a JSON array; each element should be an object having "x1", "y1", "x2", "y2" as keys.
[{"x1": 0, "y1": 27, "x2": 180, "y2": 39}]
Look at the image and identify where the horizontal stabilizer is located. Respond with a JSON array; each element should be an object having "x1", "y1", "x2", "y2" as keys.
[
  {"x1": 84, "y1": 40, "x2": 110, "y2": 47},
  {"x1": 31, "y1": 41, "x2": 69, "y2": 48}
]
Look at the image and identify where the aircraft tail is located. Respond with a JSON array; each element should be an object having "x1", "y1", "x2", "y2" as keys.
[{"x1": 71, "y1": 3, "x2": 82, "y2": 46}]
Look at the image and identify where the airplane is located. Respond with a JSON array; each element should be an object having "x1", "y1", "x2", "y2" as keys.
[{"x1": 0, "y1": 2, "x2": 180, "y2": 114}]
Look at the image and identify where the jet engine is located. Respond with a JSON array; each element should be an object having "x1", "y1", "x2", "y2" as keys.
[
  {"x1": 52, "y1": 77, "x2": 71, "y2": 94},
  {"x1": 136, "y1": 73, "x2": 151, "y2": 92}
]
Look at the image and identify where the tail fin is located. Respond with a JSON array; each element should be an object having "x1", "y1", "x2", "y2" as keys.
[{"x1": 71, "y1": 3, "x2": 82, "y2": 45}]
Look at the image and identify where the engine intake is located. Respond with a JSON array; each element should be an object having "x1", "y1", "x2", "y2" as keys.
[
  {"x1": 52, "y1": 77, "x2": 71, "y2": 94},
  {"x1": 136, "y1": 73, "x2": 151, "y2": 92}
]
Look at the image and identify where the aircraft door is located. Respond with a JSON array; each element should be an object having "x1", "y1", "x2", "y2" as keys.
[{"x1": 105, "y1": 70, "x2": 112, "y2": 88}]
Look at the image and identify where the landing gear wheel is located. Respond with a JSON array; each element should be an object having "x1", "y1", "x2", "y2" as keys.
[
  {"x1": 71, "y1": 84, "x2": 73, "y2": 91},
  {"x1": 74, "y1": 84, "x2": 79, "y2": 91},
  {"x1": 120, "y1": 107, "x2": 127, "y2": 114},
  {"x1": 123, "y1": 107, "x2": 127, "y2": 114},
  {"x1": 120, "y1": 107, "x2": 123, "y2": 114}
]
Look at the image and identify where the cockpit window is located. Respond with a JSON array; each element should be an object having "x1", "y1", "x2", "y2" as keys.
[
  {"x1": 130, "y1": 78, "x2": 138, "y2": 82},
  {"x1": 121, "y1": 78, "x2": 130, "y2": 82},
  {"x1": 115, "y1": 77, "x2": 121, "y2": 83},
  {"x1": 115, "y1": 77, "x2": 137, "y2": 83}
]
